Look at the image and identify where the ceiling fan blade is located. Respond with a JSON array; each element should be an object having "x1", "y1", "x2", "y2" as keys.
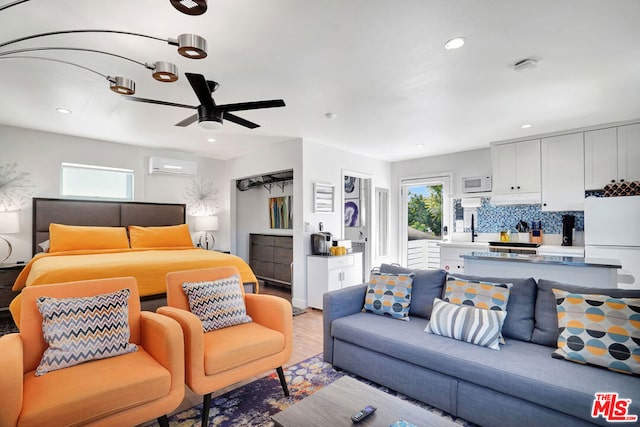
[
  {"x1": 185, "y1": 73, "x2": 216, "y2": 109},
  {"x1": 126, "y1": 96, "x2": 196, "y2": 110},
  {"x1": 224, "y1": 113, "x2": 260, "y2": 129},
  {"x1": 217, "y1": 99, "x2": 285, "y2": 112},
  {"x1": 175, "y1": 114, "x2": 198, "y2": 127}
]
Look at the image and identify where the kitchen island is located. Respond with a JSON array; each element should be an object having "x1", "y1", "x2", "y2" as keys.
[{"x1": 462, "y1": 251, "x2": 621, "y2": 288}]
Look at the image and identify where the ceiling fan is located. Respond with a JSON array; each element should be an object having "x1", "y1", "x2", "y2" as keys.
[{"x1": 126, "y1": 72, "x2": 285, "y2": 129}]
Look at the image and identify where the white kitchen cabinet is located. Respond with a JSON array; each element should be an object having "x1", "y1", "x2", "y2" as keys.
[
  {"x1": 307, "y1": 252, "x2": 363, "y2": 309},
  {"x1": 584, "y1": 127, "x2": 618, "y2": 190},
  {"x1": 541, "y1": 132, "x2": 585, "y2": 211},
  {"x1": 617, "y1": 123, "x2": 640, "y2": 184},
  {"x1": 584, "y1": 125, "x2": 640, "y2": 190},
  {"x1": 491, "y1": 139, "x2": 541, "y2": 194},
  {"x1": 439, "y1": 242, "x2": 488, "y2": 275}
]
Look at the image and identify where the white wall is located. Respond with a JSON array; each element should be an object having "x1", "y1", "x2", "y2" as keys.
[
  {"x1": 389, "y1": 147, "x2": 491, "y2": 264},
  {"x1": 302, "y1": 140, "x2": 392, "y2": 280},
  {"x1": 0, "y1": 124, "x2": 228, "y2": 262}
]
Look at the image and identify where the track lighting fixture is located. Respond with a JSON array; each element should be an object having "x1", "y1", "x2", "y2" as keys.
[
  {"x1": 170, "y1": 0, "x2": 207, "y2": 16},
  {"x1": 0, "y1": 47, "x2": 180, "y2": 82},
  {"x1": 0, "y1": 30, "x2": 208, "y2": 59},
  {"x1": 0, "y1": 55, "x2": 137, "y2": 95}
]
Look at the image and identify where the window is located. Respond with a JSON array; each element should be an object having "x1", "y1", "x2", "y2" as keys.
[{"x1": 61, "y1": 163, "x2": 134, "y2": 201}]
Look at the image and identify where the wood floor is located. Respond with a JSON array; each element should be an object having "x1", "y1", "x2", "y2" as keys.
[{"x1": 166, "y1": 283, "x2": 324, "y2": 417}]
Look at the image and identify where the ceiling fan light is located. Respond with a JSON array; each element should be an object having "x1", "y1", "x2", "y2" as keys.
[
  {"x1": 199, "y1": 118, "x2": 223, "y2": 130},
  {"x1": 152, "y1": 61, "x2": 179, "y2": 82},
  {"x1": 170, "y1": 0, "x2": 207, "y2": 15},
  {"x1": 109, "y1": 76, "x2": 135, "y2": 95},
  {"x1": 176, "y1": 33, "x2": 207, "y2": 59}
]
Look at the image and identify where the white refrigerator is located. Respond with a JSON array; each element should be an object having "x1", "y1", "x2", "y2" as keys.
[{"x1": 584, "y1": 195, "x2": 640, "y2": 289}]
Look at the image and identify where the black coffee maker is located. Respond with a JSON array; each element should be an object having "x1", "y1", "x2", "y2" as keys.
[{"x1": 561, "y1": 214, "x2": 575, "y2": 246}]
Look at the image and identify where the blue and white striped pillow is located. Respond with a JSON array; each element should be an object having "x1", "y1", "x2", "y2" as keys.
[
  {"x1": 425, "y1": 298, "x2": 507, "y2": 350},
  {"x1": 36, "y1": 288, "x2": 137, "y2": 376},
  {"x1": 183, "y1": 274, "x2": 252, "y2": 332}
]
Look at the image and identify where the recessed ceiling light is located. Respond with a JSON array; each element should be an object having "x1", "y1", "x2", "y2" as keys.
[
  {"x1": 325, "y1": 112, "x2": 337, "y2": 119},
  {"x1": 207, "y1": 138, "x2": 216, "y2": 143},
  {"x1": 416, "y1": 143, "x2": 425, "y2": 148},
  {"x1": 444, "y1": 37, "x2": 466, "y2": 50},
  {"x1": 521, "y1": 123, "x2": 532, "y2": 129},
  {"x1": 56, "y1": 108, "x2": 72, "y2": 114}
]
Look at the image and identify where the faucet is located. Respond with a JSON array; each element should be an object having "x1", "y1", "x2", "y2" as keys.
[{"x1": 471, "y1": 213, "x2": 478, "y2": 242}]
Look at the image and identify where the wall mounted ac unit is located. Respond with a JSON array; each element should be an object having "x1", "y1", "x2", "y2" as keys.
[{"x1": 148, "y1": 157, "x2": 197, "y2": 176}]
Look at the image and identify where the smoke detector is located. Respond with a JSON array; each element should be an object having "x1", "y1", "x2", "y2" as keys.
[{"x1": 513, "y1": 58, "x2": 538, "y2": 72}]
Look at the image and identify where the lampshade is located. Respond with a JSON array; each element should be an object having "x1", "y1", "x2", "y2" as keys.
[
  {"x1": 194, "y1": 215, "x2": 219, "y2": 231},
  {"x1": 0, "y1": 212, "x2": 19, "y2": 234}
]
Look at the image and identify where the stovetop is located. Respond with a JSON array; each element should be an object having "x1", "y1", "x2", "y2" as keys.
[{"x1": 488, "y1": 241, "x2": 541, "y2": 248}]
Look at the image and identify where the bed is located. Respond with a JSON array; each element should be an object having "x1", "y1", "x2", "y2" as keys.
[{"x1": 9, "y1": 198, "x2": 257, "y2": 325}]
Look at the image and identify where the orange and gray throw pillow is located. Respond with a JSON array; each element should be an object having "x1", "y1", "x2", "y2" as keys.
[
  {"x1": 35, "y1": 288, "x2": 137, "y2": 376},
  {"x1": 443, "y1": 276, "x2": 512, "y2": 343},
  {"x1": 363, "y1": 272, "x2": 414, "y2": 321},
  {"x1": 183, "y1": 274, "x2": 252, "y2": 332},
  {"x1": 552, "y1": 289, "x2": 640, "y2": 375}
]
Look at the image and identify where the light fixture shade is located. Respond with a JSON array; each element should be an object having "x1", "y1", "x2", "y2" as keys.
[
  {"x1": 194, "y1": 215, "x2": 219, "y2": 231},
  {"x1": 170, "y1": 0, "x2": 207, "y2": 15},
  {"x1": 152, "y1": 61, "x2": 179, "y2": 82},
  {"x1": 198, "y1": 119, "x2": 223, "y2": 130},
  {"x1": 176, "y1": 33, "x2": 207, "y2": 59},
  {"x1": 109, "y1": 76, "x2": 136, "y2": 95},
  {"x1": 0, "y1": 212, "x2": 19, "y2": 234}
]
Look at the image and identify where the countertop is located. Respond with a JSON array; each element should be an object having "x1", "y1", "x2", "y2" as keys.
[{"x1": 461, "y1": 251, "x2": 621, "y2": 268}]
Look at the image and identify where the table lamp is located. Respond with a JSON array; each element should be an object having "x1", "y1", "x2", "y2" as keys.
[
  {"x1": 0, "y1": 211, "x2": 20, "y2": 263},
  {"x1": 194, "y1": 215, "x2": 218, "y2": 250}
]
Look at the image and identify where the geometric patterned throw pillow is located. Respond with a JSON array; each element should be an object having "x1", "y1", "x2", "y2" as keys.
[
  {"x1": 182, "y1": 274, "x2": 252, "y2": 332},
  {"x1": 552, "y1": 289, "x2": 640, "y2": 375},
  {"x1": 443, "y1": 276, "x2": 512, "y2": 343},
  {"x1": 35, "y1": 288, "x2": 137, "y2": 376},
  {"x1": 425, "y1": 298, "x2": 507, "y2": 350},
  {"x1": 364, "y1": 272, "x2": 414, "y2": 321}
]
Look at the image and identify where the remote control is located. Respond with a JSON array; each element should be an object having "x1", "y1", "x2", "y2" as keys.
[{"x1": 351, "y1": 405, "x2": 376, "y2": 423}]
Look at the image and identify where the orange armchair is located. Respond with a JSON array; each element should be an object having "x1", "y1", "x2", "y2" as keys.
[
  {"x1": 0, "y1": 277, "x2": 185, "y2": 427},
  {"x1": 158, "y1": 266, "x2": 292, "y2": 427}
]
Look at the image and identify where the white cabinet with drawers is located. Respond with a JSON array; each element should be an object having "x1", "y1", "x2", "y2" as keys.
[
  {"x1": 439, "y1": 242, "x2": 489, "y2": 275},
  {"x1": 307, "y1": 252, "x2": 363, "y2": 309}
]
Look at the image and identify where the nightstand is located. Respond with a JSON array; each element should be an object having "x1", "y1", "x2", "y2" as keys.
[{"x1": 0, "y1": 263, "x2": 24, "y2": 315}]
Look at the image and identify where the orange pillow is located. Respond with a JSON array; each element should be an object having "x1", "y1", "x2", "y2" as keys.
[
  {"x1": 128, "y1": 224, "x2": 194, "y2": 248},
  {"x1": 49, "y1": 224, "x2": 130, "y2": 252}
]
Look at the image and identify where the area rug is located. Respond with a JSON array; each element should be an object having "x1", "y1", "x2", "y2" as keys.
[
  {"x1": 155, "y1": 354, "x2": 475, "y2": 427},
  {"x1": 291, "y1": 306, "x2": 307, "y2": 316}
]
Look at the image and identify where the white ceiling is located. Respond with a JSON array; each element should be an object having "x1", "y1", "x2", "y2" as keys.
[{"x1": 1, "y1": 0, "x2": 639, "y2": 162}]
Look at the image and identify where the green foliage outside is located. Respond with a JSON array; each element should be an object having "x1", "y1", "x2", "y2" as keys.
[{"x1": 407, "y1": 185, "x2": 442, "y2": 238}]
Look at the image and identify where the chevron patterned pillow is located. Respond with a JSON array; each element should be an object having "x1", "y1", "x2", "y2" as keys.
[
  {"x1": 183, "y1": 274, "x2": 252, "y2": 332},
  {"x1": 35, "y1": 288, "x2": 137, "y2": 376}
]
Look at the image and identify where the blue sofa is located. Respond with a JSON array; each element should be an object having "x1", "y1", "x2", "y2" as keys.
[{"x1": 323, "y1": 265, "x2": 640, "y2": 427}]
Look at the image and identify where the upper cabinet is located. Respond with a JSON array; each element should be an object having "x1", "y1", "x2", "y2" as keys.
[
  {"x1": 585, "y1": 124, "x2": 640, "y2": 190},
  {"x1": 584, "y1": 128, "x2": 618, "y2": 190},
  {"x1": 541, "y1": 133, "x2": 585, "y2": 211},
  {"x1": 491, "y1": 139, "x2": 541, "y2": 194},
  {"x1": 616, "y1": 123, "x2": 640, "y2": 184}
]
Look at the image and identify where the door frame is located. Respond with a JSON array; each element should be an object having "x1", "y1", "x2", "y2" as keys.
[
  {"x1": 342, "y1": 169, "x2": 373, "y2": 279},
  {"x1": 399, "y1": 174, "x2": 451, "y2": 267}
]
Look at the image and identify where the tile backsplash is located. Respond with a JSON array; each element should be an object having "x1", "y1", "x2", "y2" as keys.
[{"x1": 454, "y1": 198, "x2": 584, "y2": 234}]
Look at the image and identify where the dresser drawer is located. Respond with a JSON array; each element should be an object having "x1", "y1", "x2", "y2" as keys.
[{"x1": 327, "y1": 255, "x2": 354, "y2": 269}]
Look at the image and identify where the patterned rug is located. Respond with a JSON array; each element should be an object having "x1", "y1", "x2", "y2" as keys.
[{"x1": 154, "y1": 354, "x2": 474, "y2": 427}]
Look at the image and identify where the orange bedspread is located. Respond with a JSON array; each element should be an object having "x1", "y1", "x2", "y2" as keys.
[{"x1": 10, "y1": 248, "x2": 258, "y2": 325}]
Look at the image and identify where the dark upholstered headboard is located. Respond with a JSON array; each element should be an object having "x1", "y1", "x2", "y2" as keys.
[{"x1": 32, "y1": 198, "x2": 186, "y2": 255}]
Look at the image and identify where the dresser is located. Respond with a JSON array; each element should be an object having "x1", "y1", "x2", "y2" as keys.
[
  {"x1": 249, "y1": 234, "x2": 293, "y2": 288},
  {"x1": 307, "y1": 252, "x2": 363, "y2": 309},
  {"x1": 0, "y1": 263, "x2": 24, "y2": 314}
]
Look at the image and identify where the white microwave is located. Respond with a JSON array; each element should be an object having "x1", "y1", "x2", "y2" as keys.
[{"x1": 462, "y1": 176, "x2": 492, "y2": 193}]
